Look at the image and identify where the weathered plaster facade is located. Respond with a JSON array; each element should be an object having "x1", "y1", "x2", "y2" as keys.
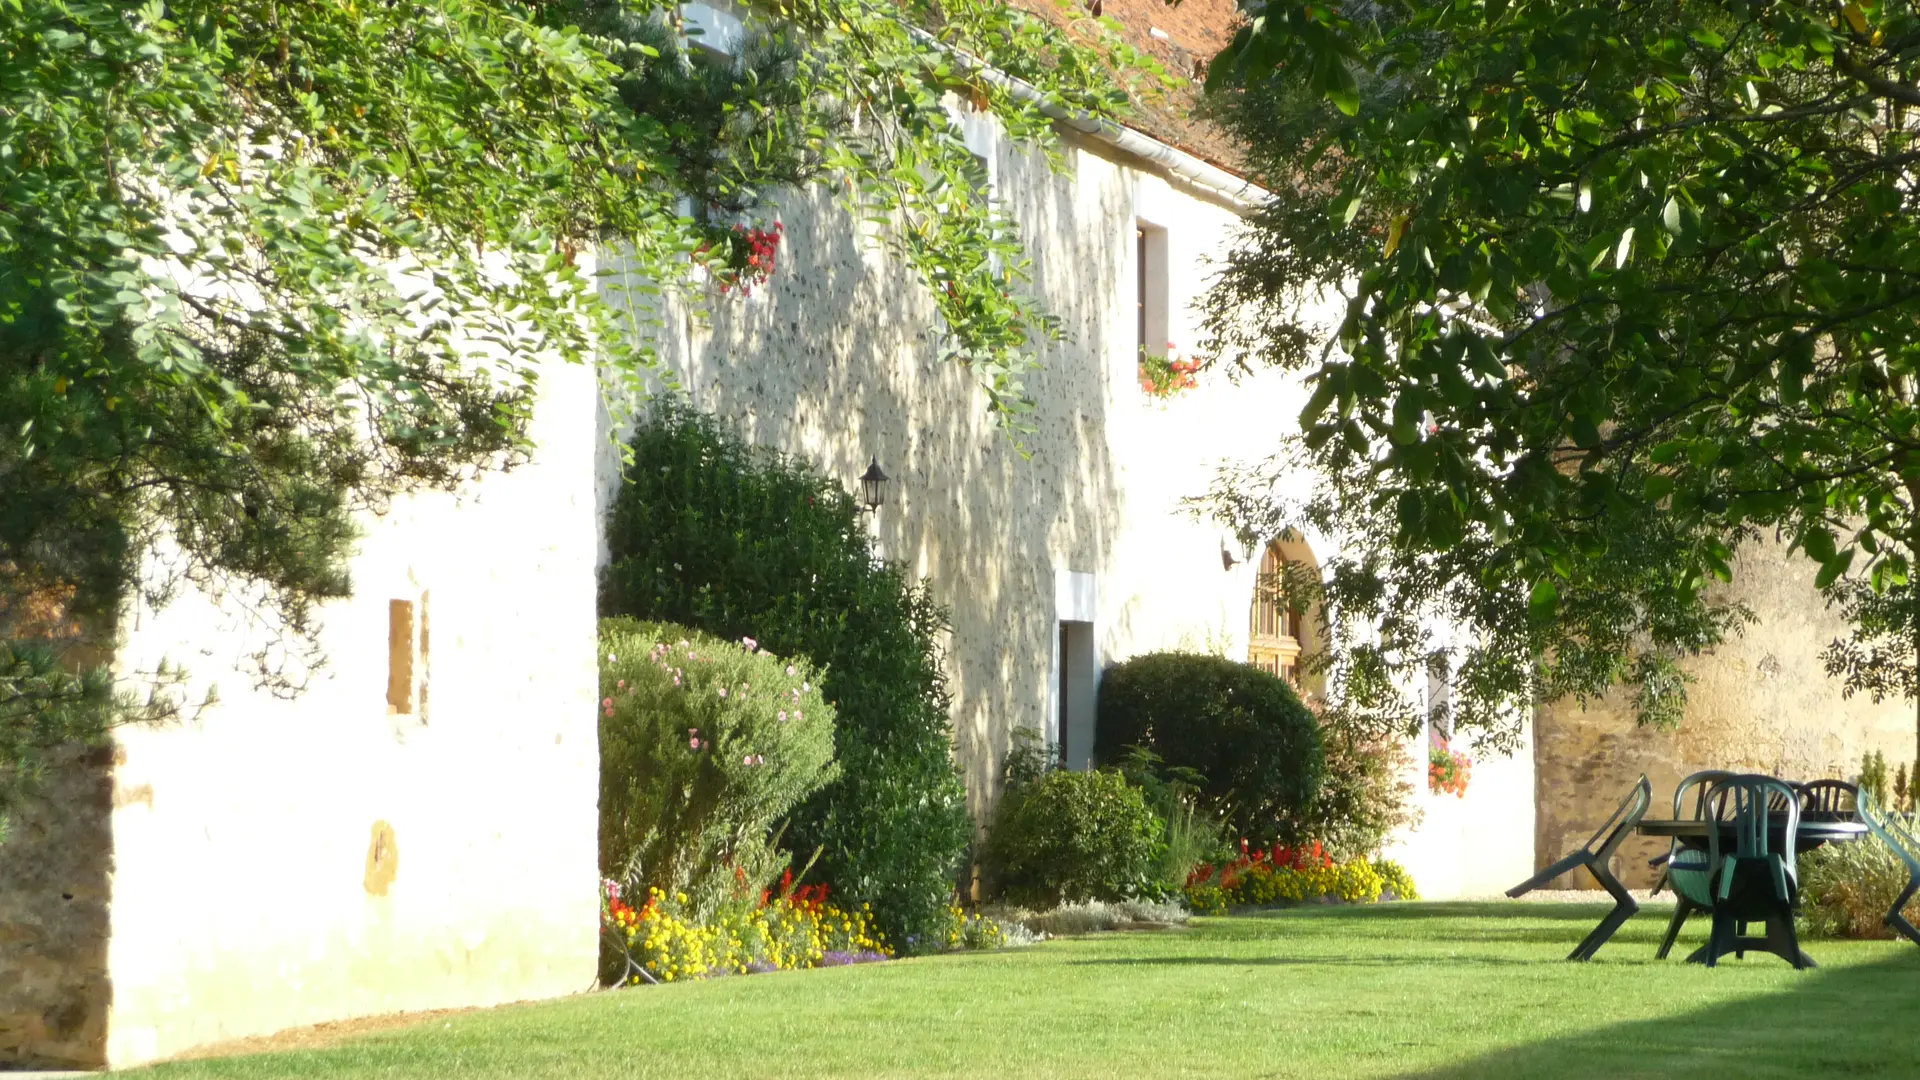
[
  {"x1": 596, "y1": 109, "x2": 1538, "y2": 895},
  {"x1": 0, "y1": 361, "x2": 603, "y2": 1069},
  {"x1": 1533, "y1": 540, "x2": 1914, "y2": 889},
  {"x1": 603, "y1": 123, "x2": 1285, "y2": 812},
  {"x1": 0, "y1": 745, "x2": 115, "y2": 1068}
]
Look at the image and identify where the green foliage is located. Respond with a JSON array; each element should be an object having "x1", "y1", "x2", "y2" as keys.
[
  {"x1": 1373, "y1": 858, "x2": 1419, "y2": 902},
  {"x1": 1304, "y1": 705, "x2": 1416, "y2": 858},
  {"x1": 1801, "y1": 823, "x2": 1920, "y2": 939},
  {"x1": 985, "y1": 768, "x2": 1163, "y2": 907},
  {"x1": 1095, "y1": 652, "x2": 1325, "y2": 843},
  {"x1": 943, "y1": 906, "x2": 1041, "y2": 949},
  {"x1": 1200, "y1": 0, "x2": 1920, "y2": 751},
  {"x1": 1113, "y1": 746, "x2": 1235, "y2": 898},
  {"x1": 1861, "y1": 750, "x2": 1893, "y2": 807},
  {"x1": 0, "y1": 640, "x2": 198, "y2": 843},
  {"x1": 1, "y1": 0, "x2": 1155, "y2": 829},
  {"x1": 600, "y1": 403, "x2": 971, "y2": 951},
  {"x1": 597, "y1": 618, "x2": 838, "y2": 920},
  {"x1": 1004, "y1": 897, "x2": 1191, "y2": 936}
]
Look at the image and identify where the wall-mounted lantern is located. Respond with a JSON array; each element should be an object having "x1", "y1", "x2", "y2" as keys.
[
  {"x1": 858, "y1": 457, "x2": 890, "y2": 513},
  {"x1": 1220, "y1": 545, "x2": 1240, "y2": 571}
]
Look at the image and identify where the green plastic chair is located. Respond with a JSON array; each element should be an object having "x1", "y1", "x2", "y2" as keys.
[
  {"x1": 1654, "y1": 770, "x2": 1733, "y2": 959},
  {"x1": 1508, "y1": 774, "x2": 1651, "y2": 960},
  {"x1": 1699, "y1": 774, "x2": 1806, "y2": 968},
  {"x1": 1856, "y1": 789, "x2": 1920, "y2": 946},
  {"x1": 1799, "y1": 779, "x2": 1858, "y2": 822}
]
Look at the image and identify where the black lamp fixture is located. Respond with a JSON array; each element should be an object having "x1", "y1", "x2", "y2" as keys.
[
  {"x1": 1221, "y1": 532, "x2": 1246, "y2": 571},
  {"x1": 858, "y1": 456, "x2": 890, "y2": 513}
]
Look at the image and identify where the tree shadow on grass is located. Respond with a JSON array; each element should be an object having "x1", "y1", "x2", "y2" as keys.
[
  {"x1": 1230, "y1": 900, "x2": 1643, "y2": 923},
  {"x1": 1390, "y1": 948, "x2": 1920, "y2": 1080},
  {"x1": 1069, "y1": 954, "x2": 1548, "y2": 969}
]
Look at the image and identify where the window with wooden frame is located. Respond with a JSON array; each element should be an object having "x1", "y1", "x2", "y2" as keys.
[
  {"x1": 1247, "y1": 545, "x2": 1305, "y2": 686},
  {"x1": 1136, "y1": 220, "x2": 1168, "y2": 362}
]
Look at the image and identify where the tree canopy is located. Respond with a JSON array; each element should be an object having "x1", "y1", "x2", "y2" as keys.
[
  {"x1": 0, "y1": 0, "x2": 1158, "y2": 836},
  {"x1": 1200, "y1": 0, "x2": 1920, "y2": 753}
]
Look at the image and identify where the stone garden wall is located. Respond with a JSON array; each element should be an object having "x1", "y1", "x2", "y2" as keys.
[
  {"x1": 1533, "y1": 540, "x2": 1914, "y2": 889},
  {"x1": 0, "y1": 745, "x2": 114, "y2": 1068}
]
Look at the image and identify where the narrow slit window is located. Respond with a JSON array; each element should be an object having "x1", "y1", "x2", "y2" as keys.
[
  {"x1": 1136, "y1": 221, "x2": 1169, "y2": 363},
  {"x1": 387, "y1": 600, "x2": 415, "y2": 715}
]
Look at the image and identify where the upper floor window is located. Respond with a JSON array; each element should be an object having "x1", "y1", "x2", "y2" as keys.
[{"x1": 1136, "y1": 220, "x2": 1168, "y2": 364}]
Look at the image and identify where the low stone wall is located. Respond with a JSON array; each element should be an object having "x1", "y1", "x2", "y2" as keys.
[
  {"x1": 0, "y1": 744, "x2": 115, "y2": 1068},
  {"x1": 1533, "y1": 541, "x2": 1914, "y2": 889}
]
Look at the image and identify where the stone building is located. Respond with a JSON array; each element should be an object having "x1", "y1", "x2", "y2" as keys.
[
  {"x1": 1534, "y1": 544, "x2": 1915, "y2": 889},
  {"x1": 596, "y1": 0, "x2": 1537, "y2": 901},
  {"x1": 1, "y1": 362, "x2": 604, "y2": 1068}
]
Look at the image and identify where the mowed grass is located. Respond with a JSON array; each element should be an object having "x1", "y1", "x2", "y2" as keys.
[{"x1": 133, "y1": 902, "x2": 1920, "y2": 1080}]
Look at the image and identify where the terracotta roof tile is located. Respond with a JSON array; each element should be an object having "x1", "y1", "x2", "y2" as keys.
[{"x1": 1003, "y1": 0, "x2": 1248, "y2": 176}]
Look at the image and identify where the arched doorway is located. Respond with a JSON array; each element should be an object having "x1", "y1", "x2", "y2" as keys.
[{"x1": 1247, "y1": 536, "x2": 1320, "y2": 692}]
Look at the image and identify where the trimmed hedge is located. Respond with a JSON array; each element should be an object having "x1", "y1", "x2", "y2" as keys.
[
  {"x1": 600, "y1": 402, "x2": 972, "y2": 952},
  {"x1": 985, "y1": 768, "x2": 1162, "y2": 907},
  {"x1": 1095, "y1": 652, "x2": 1324, "y2": 844}
]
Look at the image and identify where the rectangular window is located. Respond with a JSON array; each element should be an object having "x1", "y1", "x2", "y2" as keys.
[
  {"x1": 1057, "y1": 620, "x2": 1096, "y2": 770},
  {"x1": 387, "y1": 592, "x2": 431, "y2": 720},
  {"x1": 387, "y1": 600, "x2": 414, "y2": 715},
  {"x1": 1136, "y1": 221, "x2": 1169, "y2": 362},
  {"x1": 1427, "y1": 655, "x2": 1453, "y2": 746}
]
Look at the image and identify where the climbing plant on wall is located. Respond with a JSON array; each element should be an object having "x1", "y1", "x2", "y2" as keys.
[{"x1": 0, "y1": 0, "x2": 1160, "y2": 836}]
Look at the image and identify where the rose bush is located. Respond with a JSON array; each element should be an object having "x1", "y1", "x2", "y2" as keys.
[{"x1": 597, "y1": 617, "x2": 837, "y2": 943}]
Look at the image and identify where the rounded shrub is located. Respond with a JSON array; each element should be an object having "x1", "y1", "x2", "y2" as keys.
[
  {"x1": 597, "y1": 617, "x2": 838, "y2": 923},
  {"x1": 985, "y1": 768, "x2": 1163, "y2": 907},
  {"x1": 600, "y1": 402, "x2": 972, "y2": 952},
  {"x1": 1095, "y1": 652, "x2": 1324, "y2": 844}
]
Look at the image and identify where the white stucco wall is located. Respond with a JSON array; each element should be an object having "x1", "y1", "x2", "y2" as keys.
[
  {"x1": 1381, "y1": 723, "x2": 1539, "y2": 899},
  {"x1": 597, "y1": 119, "x2": 1314, "y2": 814},
  {"x1": 100, "y1": 359, "x2": 602, "y2": 1067},
  {"x1": 594, "y1": 105, "x2": 1538, "y2": 891}
]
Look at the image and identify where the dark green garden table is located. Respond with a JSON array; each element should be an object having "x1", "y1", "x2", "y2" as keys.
[{"x1": 1636, "y1": 816, "x2": 1867, "y2": 967}]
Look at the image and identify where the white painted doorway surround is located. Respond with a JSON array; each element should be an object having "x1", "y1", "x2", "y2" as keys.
[{"x1": 1050, "y1": 569, "x2": 1099, "y2": 770}]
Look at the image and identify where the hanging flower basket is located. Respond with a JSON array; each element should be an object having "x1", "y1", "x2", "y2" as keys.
[
  {"x1": 1138, "y1": 342, "x2": 1200, "y2": 397},
  {"x1": 1429, "y1": 742, "x2": 1471, "y2": 797}
]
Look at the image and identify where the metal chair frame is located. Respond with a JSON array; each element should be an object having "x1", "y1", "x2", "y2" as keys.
[{"x1": 1507, "y1": 775, "x2": 1652, "y2": 961}]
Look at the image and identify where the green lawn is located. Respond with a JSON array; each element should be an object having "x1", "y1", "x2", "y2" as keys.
[{"x1": 135, "y1": 902, "x2": 1920, "y2": 1079}]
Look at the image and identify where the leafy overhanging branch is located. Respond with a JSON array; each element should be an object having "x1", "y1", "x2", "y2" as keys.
[
  {"x1": 1, "y1": 0, "x2": 1157, "y2": 832},
  {"x1": 1200, "y1": 0, "x2": 1918, "y2": 748}
]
